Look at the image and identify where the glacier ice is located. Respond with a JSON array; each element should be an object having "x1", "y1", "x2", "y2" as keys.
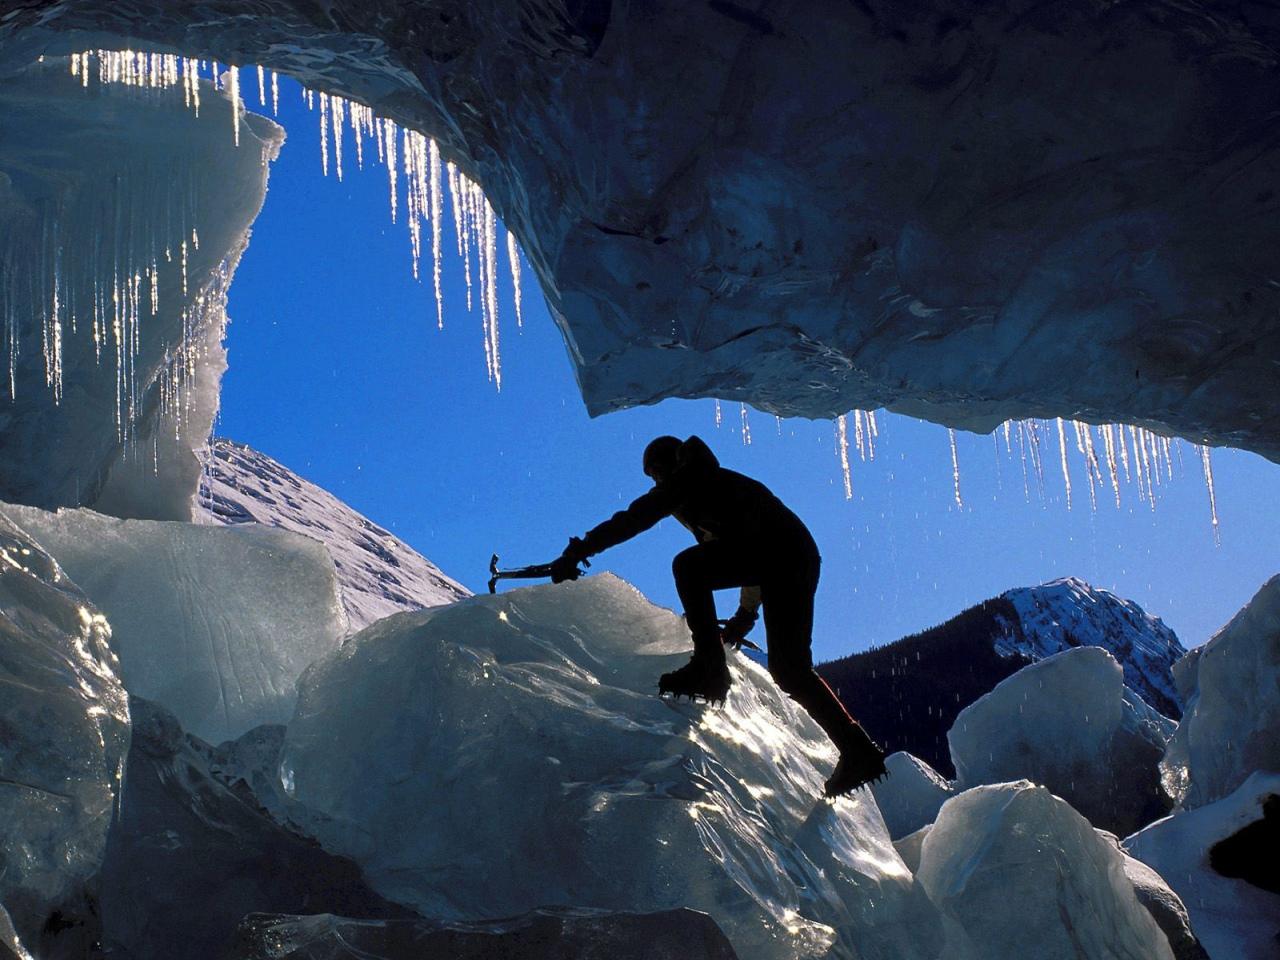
[
  {"x1": 199, "y1": 438, "x2": 470, "y2": 631},
  {"x1": 97, "y1": 696, "x2": 409, "y2": 960},
  {"x1": 1125, "y1": 772, "x2": 1280, "y2": 960},
  {"x1": 1, "y1": 502, "x2": 346, "y2": 743},
  {"x1": 3, "y1": 8, "x2": 1278, "y2": 463},
  {"x1": 949, "y1": 646, "x2": 1173, "y2": 835},
  {"x1": 0, "y1": 512, "x2": 128, "y2": 957},
  {"x1": 226, "y1": 907, "x2": 740, "y2": 960},
  {"x1": 0, "y1": 58, "x2": 280, "y2": 520},
  {"x1": 281, "y1": 574, "x2": 942, "y2": 960},
  {"x1": 868, "y1": 752, "x2": 954, "y2": 840},
  {"x1": 917, "y1": 782, "x2": 1174, "y2": 960},
  {"x1": 1160, "y1": 575, "x2": 1280, "y2": 809},
  {"x1": 893, "y1": 825, "x2": 930, "y2": 875},
  {"x1": 1098, "y1": 834, "x2": 1208, "y2": 960}
]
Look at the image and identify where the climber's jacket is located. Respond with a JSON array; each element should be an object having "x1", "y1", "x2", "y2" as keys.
[{"x1": 568, "y1": 436, "x2": 820, "y2": 617}]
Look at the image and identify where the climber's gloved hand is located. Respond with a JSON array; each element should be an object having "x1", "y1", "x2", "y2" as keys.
[
  {"x1": 720, "y1": 609, "x2": 758, "y2": 649},
  {"x1": 549, "y1": 553, "x2": 581, "y2": 584},
  {"x1": 550, "y1": 537, "x2": 590, "y2": 584}
]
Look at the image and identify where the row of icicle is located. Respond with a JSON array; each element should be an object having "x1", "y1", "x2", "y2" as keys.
[
  {"x1": 40, "y1": 51, "x2": 1223, "y2": 537},
  {"x1": 3, "y1": 56, "x2": 213, "y2": 447},
  {"x1": 67, "y1": 48, "x2": 523, "y2": 390},
  {"x1": 824, "y1": 413, "x2": 1219, "y2": 541}
]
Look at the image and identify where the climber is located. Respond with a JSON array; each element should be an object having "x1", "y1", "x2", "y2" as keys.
[{"x1": 550, "y1": 434, "x2": 887, "y2": 797}]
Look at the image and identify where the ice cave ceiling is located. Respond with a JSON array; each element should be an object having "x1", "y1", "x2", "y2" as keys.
[{"x1": 2, "y1": 0, "x2": 1279, "y2": 464}]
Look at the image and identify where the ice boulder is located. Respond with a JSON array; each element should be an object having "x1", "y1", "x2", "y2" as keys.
[
  {"x1": 949, "y1": 646, "x2": 1174, "y2": 835},
  {"x1": 1103, "y1": 838, "x2": 1209, "y2": 960},
  {"x1": 281, "y1": 574, "x2": 942, "y2": 960},
  {"x1": 893, "y1": 826, "x2": 930, "y2": 875},
  {"x1": 1125, "y1": 771, "x2": 1280, "y2": 960},
  {"x1": 0, "y1": 503, "x2": 347, "y2": 743},
  {"x1": 97, "y1": 697, "x2": 410, "y2": 960},
  {"x1": 1160, "y1": 575, "x2": 1280, "y2": 810},
  {"x1": 226, "y1": 908, "x2": 740, "y2": 960},
  {"x1": 0, "y1": 512, "x2": 129, "y2": 959},
  {"x1": 869, "y1": 752, "x2": 954, "y2": 839},
  {"x1": 917, "y1": 782, "x2": 1174, "y2": 960}
]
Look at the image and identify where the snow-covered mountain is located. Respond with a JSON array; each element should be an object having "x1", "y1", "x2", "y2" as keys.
[
  {"x1": 198, "y1": 439, "x2": 469, "y2": 632},
  {"x1": 819, "y1": 578, "x2": 1186, "y2": 775},
  {"x1": 996, "y1": 578, "x2": 1185, "y2": 719}
]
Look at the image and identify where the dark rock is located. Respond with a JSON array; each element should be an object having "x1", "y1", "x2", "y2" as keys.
[
  {"x1": 98, "y1": 697, "x2": 414, "y2": 960},
  {"x1": 223, "y1": 907, "x2": 740, "y2": 960}
]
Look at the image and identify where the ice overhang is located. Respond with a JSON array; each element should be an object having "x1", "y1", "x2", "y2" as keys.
[{"x1": 1, "y1": 0, "x2": 1277, "y2": 464}]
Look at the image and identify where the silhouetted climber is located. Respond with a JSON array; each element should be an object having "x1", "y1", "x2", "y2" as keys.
[{"x1": 551, "y1": 434, "x2": 887, "y2": 797}]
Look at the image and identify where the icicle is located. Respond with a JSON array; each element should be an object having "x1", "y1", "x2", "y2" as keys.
[
  {"x1": 948, "y1": 428, "x2": 963, "y2": 508},
  {"x1": 352, "y1": 104, "x2": 366, "y2": 170},
  {"x1": 256, "y1": 64, "x2": 265, "y2": 106},
  {"x1": 1198, "y1": 445, "x2": 1221, "y2": 544},
  {"x1": 836, "y1": 416, "x2": 853, "y2": 499},
  {"x1": 429, "y1": 142, "x2": 444, "y2": 324},
  {"x1": 714, "y1": 400, "x2": 723, "y2": 428},
  {"x1": 459, "y1": 172, "x2": 474, "y2": 312},
  {"x1": 484, "y1": 196, "x2": 500, "y2": 388},
  {"x1": 1076, "y1": 421, "x2": 1099, "y2": 512},
  {"x1": 331, "y1": 94, "x2": 345, "y2": 181},
  {"x1": 271, "y1": 70, "x2": 279, "y2": 115},
  {"x1": 1056, "y1": 418, "x2": 1072, "y2": 510},
  {"x1": 506, "y1": 228, "x2": 522, "y2": 329},
  {"x1": 740, "y1": 403, "x2": 752, "y2": 445},
  {"x1": 228, "y1": 65, "x2": 240, "y2": 147},
  {"x1": 1101, "y1": 424, "x2": 1122, "y2": 507},
  {"x1": 383, "y1": 120, "x2": 398, "y2": 222},
  {"x1": 446, "y1": 162, "x2": 464, "y2": 257},
  {"x1": 319, "y1": 92, "x2": 329, "y2": 176},
  {"x1": 1016, "y1": 420, "x2": 1031, "y2": 502},
  {"x1": 1145, "y1": 429, "x2": 1162, "y2": 488}
]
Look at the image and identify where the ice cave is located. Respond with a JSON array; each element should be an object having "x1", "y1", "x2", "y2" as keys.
[{"x1": 0, "y1": 3, "x2": 1277, "y2": 959}]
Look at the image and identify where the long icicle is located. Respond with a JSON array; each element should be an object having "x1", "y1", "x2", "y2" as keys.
[
  {"x1": 949, "y1": 428, "x2": 963, "y2": 508},
  {"x1": 836, "y1": 416, "x2": 853, "y2": 499},
  {"x1": 1056, "y1": 418, "x2": 1072, "y2": 510}
]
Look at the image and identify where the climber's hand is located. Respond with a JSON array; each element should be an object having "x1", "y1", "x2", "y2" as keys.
[
  {"x1": 550, "y1": 553, "x2": 583, "y2": 584},
  {"x1": 720, "y1": 610, "x2": 757, "y2": 649}
]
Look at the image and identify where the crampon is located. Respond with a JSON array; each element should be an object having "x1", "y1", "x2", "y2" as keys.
[
  {"x1": 657, "y1": 656, "x2": 731, "y2": 705},
  {"x1": 823, "y1": 743, "x2": 888, "y2": 798}
]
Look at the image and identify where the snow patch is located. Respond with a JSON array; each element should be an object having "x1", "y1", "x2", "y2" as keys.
[{"x1": 198, "y1": 438, "x2": 469, "y2": 632}]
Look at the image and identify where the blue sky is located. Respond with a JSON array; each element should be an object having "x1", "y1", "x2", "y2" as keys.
[{"x1": 219, "y1": 78, "x2": 1279, "y2": 663}]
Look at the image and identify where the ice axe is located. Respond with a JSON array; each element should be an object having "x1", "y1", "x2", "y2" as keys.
[{"x1": 488, "y1": 553, "x2": 589, "y2": 594}]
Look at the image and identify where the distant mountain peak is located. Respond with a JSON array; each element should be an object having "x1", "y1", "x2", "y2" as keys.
[
  {"x1": 995, "y1": 578, "x2": 1185, "y2": 718},
  {"x1": 818, "y1": 578, "x2": 1186, "y2": 776},
  {"x1": 198, "y1": 438, "x2": 470, "y2": 632}
]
